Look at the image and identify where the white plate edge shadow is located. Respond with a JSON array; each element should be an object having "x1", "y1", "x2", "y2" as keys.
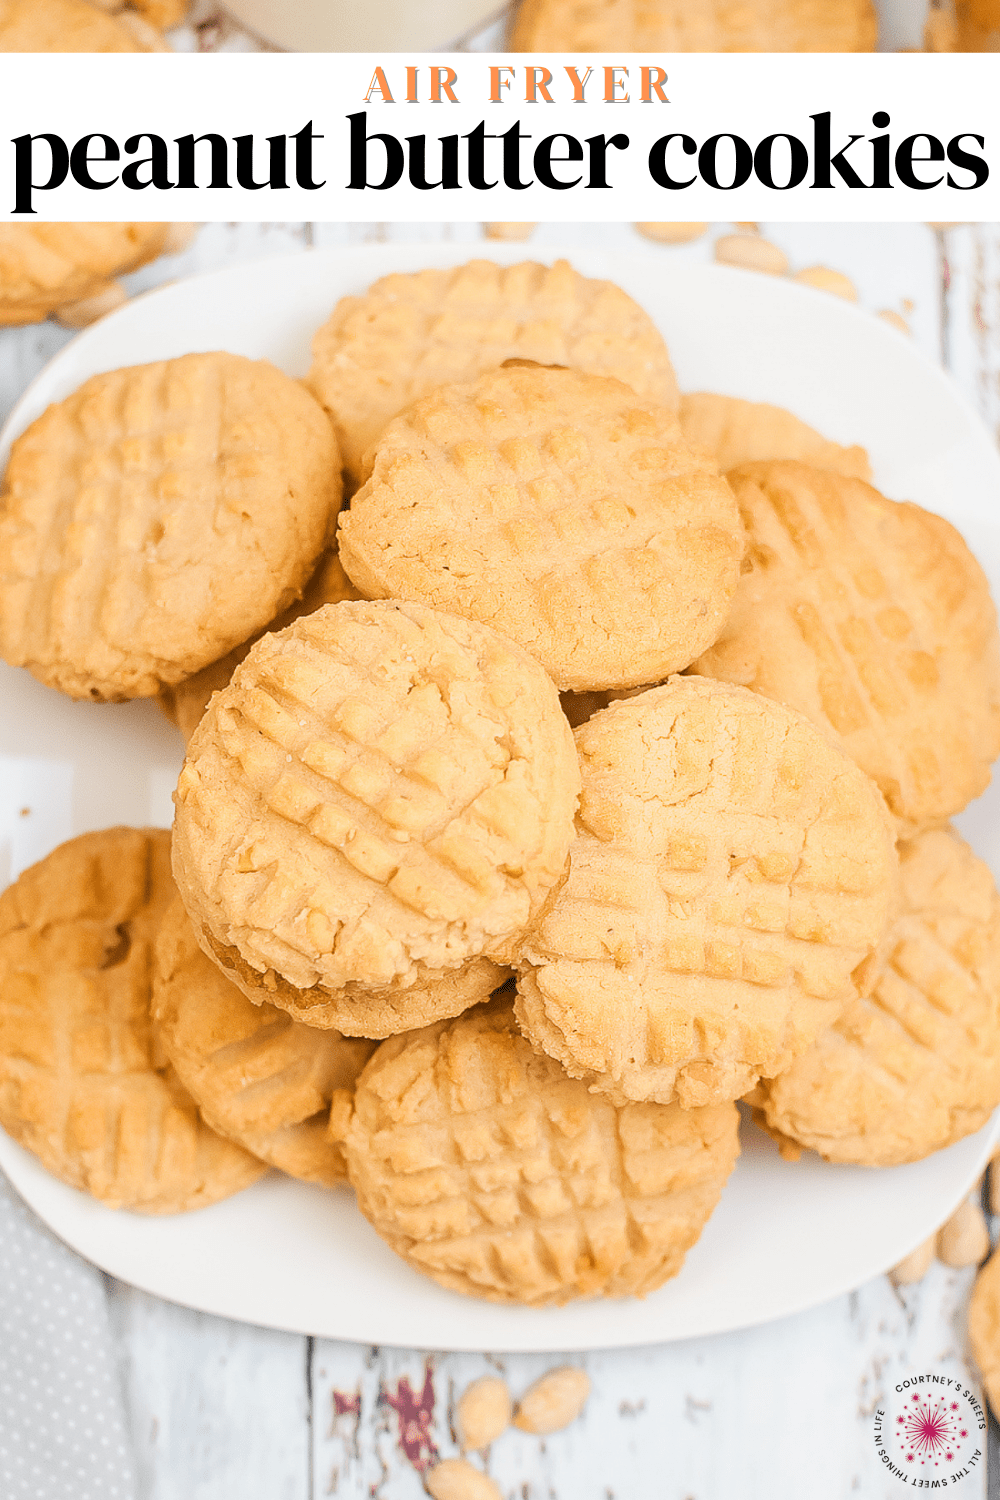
[{"x1": 2, "y1": 241, "x2": 1000, "y2": 1352}]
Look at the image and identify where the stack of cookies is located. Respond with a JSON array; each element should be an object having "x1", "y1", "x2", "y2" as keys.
[{"x1": 1, "y1": 254, "x2": 999, "y2": 1310}]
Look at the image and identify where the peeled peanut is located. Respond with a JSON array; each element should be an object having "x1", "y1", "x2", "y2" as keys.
[
  {"x1": 937, "y1": 1196, "x2": 990, "y2": 1268},
  {"x1": 425, "y1": 1459, "x2": 502, "y2": 1500},
  {"x1": 890, "y1": 1234, "x2": 936, "y2": 1285},
  {"x1": 714, "y1": 235, "x2": 788, "y2": 276},
  {"x1": 794, "y1": 266, "x2": 858, "y2": 301},
  {"x1": 54, "y1": 281, "x2": 129, "y2": 328},
  {"x1": 878, "y1": 309, "x2": 910, "y2": 335},
  {"x1": 514, "y1": 1367, "x2": 590, "y2": 1434},
  {"x1": 455, "y1": 1376, "x2": 512, "y2": 1452},
  {"x1": 635, "y1": 222, "x2": 707, "y2": 244},
  {"x1": 484, "y1": 223, "x2": 536, "y2": 241}
]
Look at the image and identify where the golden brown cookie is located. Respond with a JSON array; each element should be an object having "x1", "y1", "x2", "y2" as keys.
[
  {"x1": 160, "y1": 548, "x2": 365, "y2": 744},
  {"x1": 172, "y1": 598, "x2": 581, "y2": 997},
  {"x1": 152, "y1": 899, "x2": 376, "y2": 1186},
  {"x1": 340, "y1": 364, "x2": 743, "y2": 694},
  {"x1": 754, "y1": 827, "x2": 1000, "y2": 1165},
  {"x1": 690, "y1": 461, "x2": 1000, "y2": 831},
  {"x1": 307, "y1": 258, "x2": 679, "y2": 485},
  {"x1": 343, "y1": 995, "x2": 740, "y2": 1305},
  {"x1": 0, "y1": 829, "x2": 266, "y2": 1213},
  {"x1": 516, "y1": 676, "x2": 898, "y2": 1109},
  {"x1": 970, "y1": 1248, "x2": 1000, "y2": 1419},
  {"x1": 201, "y1": 923, "x2": 511, "y2": 1039},
  {"x1": 511, "y1": 0, "x2": 876, "y2": 50},
  {"x1": 0, "y1": 223, "x2": 170, "y2": 327},
  {"x1": 0, "y1": 0, "x2": 164, "y2": 48},
  {"x1": 678, "y1": 393, "x2": 871, "y2": 480},
  {"x1": 955, "y1": 0, "x2": 1000, "y2": 49},
  {"x1": 0, "y1": 352, "x2": 341, "y2": 701}
]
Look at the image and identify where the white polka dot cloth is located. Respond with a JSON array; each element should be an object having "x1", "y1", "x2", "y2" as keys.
[{"x1": 0, "y1": 1169, "x2": 137, "y2": 1500}]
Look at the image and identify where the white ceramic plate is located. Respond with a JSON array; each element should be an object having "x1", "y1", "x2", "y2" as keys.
[{"x1": 1, "y1": 243, "x2": 999, "y2": 1353}]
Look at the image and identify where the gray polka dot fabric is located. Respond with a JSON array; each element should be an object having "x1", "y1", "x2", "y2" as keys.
[{"x1": 0, "y1": 1170, "x2": 137, "y2": 1500}]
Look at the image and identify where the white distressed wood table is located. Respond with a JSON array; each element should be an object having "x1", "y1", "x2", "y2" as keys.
[{"x1": 1, "y1": 219, "x2": 998, "y2": 1500}]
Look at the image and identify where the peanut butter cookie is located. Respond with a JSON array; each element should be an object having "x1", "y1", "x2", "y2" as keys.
[
  {"x1": 172, "y1": 599, "x2": 580, "y2": 996},
  {"x1": 200, "y1": 920, "x2": 510, "y2": 1039},
  {"x1": 152, "y1": 899, "x2": 376, "y2": 1186},
  {"x1": 516, "y1": 676, "x2": 898, "y2": 1109},
  {"x1": 691, "y1": 461, "x2": 1000, "y2": 831},
  {"x1": 0, "y1": 352, "x2": 341, "y2": 700},
  {"x1": 343, "y1": 994, "x2": 740, "y2": 1305},
  {"x1": 0, "y1": 829, "x2": 265, "y2": 1213},
  {"x1": 0, "y1": 0, "x2": 165, "y2": 48},
  {"x1": 340, "y1": 364, "x2": 743, "y2": 693},
  {"x1": 511, "y1": 0, "x2": 876, "y2": 50},
  {"x1": 160, "y1": 548, "x2": 364, "y2": 744},
  {"x1": 307, "y1": 258, "x2": 678, "y2": 485},
  {"x1": 755, "y1": 827, "x2": 1000, "y2": 1165},
  {"x1": 0, "y1": 223, "x2": 170, "y2": 327},
  {"x1": 679, "y1": 393, "x2": 871, "y2": 479}
]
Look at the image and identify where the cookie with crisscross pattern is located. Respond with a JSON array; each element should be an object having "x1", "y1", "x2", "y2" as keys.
[
  {"x1": 0, "y1": 352, "x2": 341, "y2": 701},
  {"x1": 678, "y1": 393, "x2": 871, "y2": 480},
  {"x1": 160, "y1": 548, "x2": 365, "y2": 744},
  {"x1": 516, "y1": 676, "x2": 897, "y2": 1109},
  {"x1": 0, "y1": 223, "x2": 170, "y2": 326},
  {"x1": 152, "y1": 899, "x2": 376, "y2": 1185},
  {"x1": 307, "y1": 257, "x2": 679, "y2": 486},
  {"x1": 172, "y1": 599, "x2": 580, "y2": 997},
  {"x1": 343, "y1": 994, "x2": 740, "y2": 1305},
  {"x1": 755, "y1": 827, "x2": 1000, "y2": 1165},
  {"x1": 340, "y1": 363, "x2": 742, "y2": 693},
  {"x1": 691, "y1": 461, "x2": 1000, "y2": 831},
  {"x1": 0, "y1": 829, "x2": 265, "y2": 1213}
]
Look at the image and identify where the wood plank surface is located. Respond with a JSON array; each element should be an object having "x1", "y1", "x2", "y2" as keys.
[{"x1": 0, "y1": 219, "x2": 996, "y2": 1500}]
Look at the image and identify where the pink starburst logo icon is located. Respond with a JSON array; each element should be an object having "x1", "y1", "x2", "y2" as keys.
[{"x1": 895, "y1": 1394, "x2": 965, "y2": 1468}]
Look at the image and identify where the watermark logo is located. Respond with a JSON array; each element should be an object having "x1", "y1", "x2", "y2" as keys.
[{"x1": 873, "y1": 1375, "x2": 985, "y2": 1487}]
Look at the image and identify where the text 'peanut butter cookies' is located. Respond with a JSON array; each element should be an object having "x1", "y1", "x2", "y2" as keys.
[
  {"x1": 172, "y1": 599, "x2": 580, "y2": 998},
  {"x1": 152, "y1": 899, "x2": 376, "y2": 1186},
  {"x1": 0, "y1": 352, "x2": 341, "y2": 701},
  {"x1": 340, "y1": 364, "x2": 743, "y2": 694},
  {"x1": 0, "y1": 829, "x2": 265, "y2": 1213},
  {"x1": 343, "y1": 996, "x2": 740, "y2": 1305},
  {"x1": 690, "y1": 461, "x2": 1000, "y2": 831},
  {"x1": 511, "y1": 0, "x2": 876, "y2": 50},
  {"x1": 755, "y1": 827, "x2": 1000, "y2": 1166},
  {"x1": 516, "y1": 677, "x2": 898, "y2": 1109},
  {"x1": 160, "y1": 547, "x2": 365, "y2": 745},
  {"x1": 0, "y1": 223, "x2": 170, "y2": 327},
  {"x1": 678, "y1": 393, "x2": 871, "y2": 481},
  {"x1": 307, "y1": 257, "x2": 679, "y2": 485}
]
